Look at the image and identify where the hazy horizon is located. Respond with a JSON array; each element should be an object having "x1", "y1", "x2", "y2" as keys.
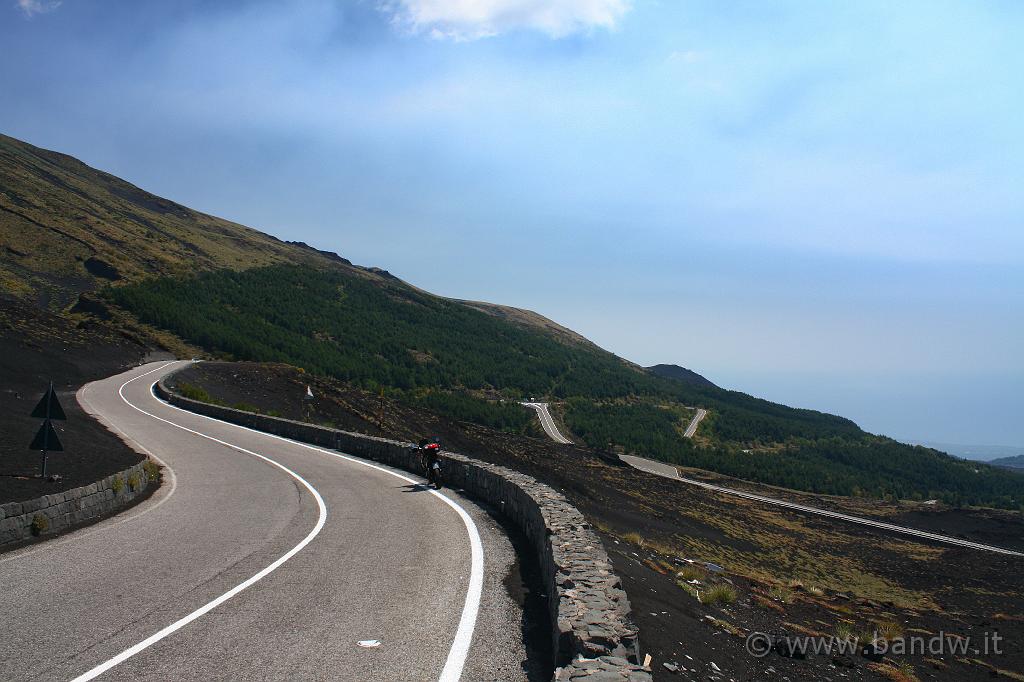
[{"x1": 3, "y1": 1, "x2": 1021, "y2": 447}]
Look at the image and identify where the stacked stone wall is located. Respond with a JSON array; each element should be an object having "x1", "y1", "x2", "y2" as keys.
[{"x1": 0, "y1": 461, "x2": 151, "y2": 548}]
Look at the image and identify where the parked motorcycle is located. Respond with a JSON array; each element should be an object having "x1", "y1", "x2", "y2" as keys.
[{"x1": 418, "y1": 438, "x2": 443, "y2": 489}]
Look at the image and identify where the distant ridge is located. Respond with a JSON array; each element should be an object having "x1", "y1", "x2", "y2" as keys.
[
  {"x1": 990, "y1": 455, "x2": 1024, "y2": 471},
  {"x1": 647, "y1": 364, "x2": 718, "y2": 389}
]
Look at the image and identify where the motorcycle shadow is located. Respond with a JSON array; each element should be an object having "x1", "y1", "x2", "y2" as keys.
[{"x1": 399, "y1": 483, "x2": 436, "y2": 493}]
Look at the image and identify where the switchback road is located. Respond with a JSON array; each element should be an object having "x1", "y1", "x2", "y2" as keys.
[
  {"x1": 522, "y1": 403, "x2": 572, "y2": 444},
  {"x1": 0, "y1": 361, "x2": 527, "y2": 681},
  {"x1": 682, "y1": 408, "x2": 707, "y2": 439}
]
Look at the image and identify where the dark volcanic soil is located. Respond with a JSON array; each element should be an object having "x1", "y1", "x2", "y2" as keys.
[
  {"x1": 179, "y1": 361, "x2": 1024, "y2": 682},
  {"x1": 0, "y1": 295, "x2": 153, "y2": 503}
]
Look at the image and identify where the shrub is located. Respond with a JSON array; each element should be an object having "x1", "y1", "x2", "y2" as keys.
[
  {"x1": 111, "y1": 475, "x2": 125, "y2": 494},
  {"x1": 769, "y1": 586, "x2": 794, "y2": 604},
  {"x1": 621, "y1": 532, "x2": 646, "y2": 549},
  {"x1": 30, "y1": 513, "x2": 49, "y2": 536},
  {"x1": 834, "y1": 623, "x2": 856, "y2": 642},
  {"x1": 876, "y1": 620, "x2": 905, "y2": 641},
  {"x1": 896, "y1": 661, "x2": 919, "y2": 679},
  {"x1": 701, "y1": 584, "x2": 738, "y2": 606},
  {"x1": 176, "y1": 382, "x2": 212, "y2": 402},
  {"x1": 143, "y1": 459, "x2": 161, "y2": 482},
  {"x1": 127, "y1": 473, "x2": 141, "y2": 491}
]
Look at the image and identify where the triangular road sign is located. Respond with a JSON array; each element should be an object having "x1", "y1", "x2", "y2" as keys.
[
  {"x1": 31, "y1": 384, "x2": 67, "y2": 421},
  {"x1": 29, "y1": 421, "x2": 63, "y2": 452}
]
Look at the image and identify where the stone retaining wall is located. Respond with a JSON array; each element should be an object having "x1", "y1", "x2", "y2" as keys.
[
  {"x1": 156, "y1": 378, "x2": 651, "y2": 681},
  {"x1": 0, "y1": 461, "x2": 152, "y2": 548}
]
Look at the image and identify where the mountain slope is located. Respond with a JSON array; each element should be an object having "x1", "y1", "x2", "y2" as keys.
[
  {"x1": 0, "y1": 133, "x2": 588, "y2": 349},
  {"x1": 0, "y1": 134, "x2": 355, "y2": 307},
  {"x1": 4, "y1": 132, "x2": 1023, "y2": 509},
  {"x1": 107, "y1": 264, "x2": 1024, "y2": 507}
]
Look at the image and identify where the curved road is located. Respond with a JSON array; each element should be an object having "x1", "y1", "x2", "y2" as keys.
[
  {"x1": 522, "y1": 403, "x2": 572, "y2": 445},
  {"x1": 620, "y1": 454, "x2": 1024, "y2": 557},
  {"x1": 0, "y1": 361, "x2": 528, "y2": 681}
]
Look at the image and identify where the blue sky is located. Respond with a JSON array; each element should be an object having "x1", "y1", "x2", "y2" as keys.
[{"x1": 2, "y1": 1, "x2": 1022, "y2": 450}]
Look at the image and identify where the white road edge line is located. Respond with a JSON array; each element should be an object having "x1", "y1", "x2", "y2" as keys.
[
  {"x1": 74, "y1": 361, "x2": 483, "y2": 682},
  {"x1": 69, "y1": 362, "x2": 329, "y2": 682}
]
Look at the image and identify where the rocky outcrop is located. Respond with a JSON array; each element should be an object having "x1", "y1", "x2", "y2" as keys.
[{"x1": 155, "y1": 378, "x2": 650, "y2": 681}]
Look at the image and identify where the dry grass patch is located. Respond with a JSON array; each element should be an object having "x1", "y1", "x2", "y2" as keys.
[
  {"x1": 752, "y1": 594, "x2": 786, "y2": 614},
  {"x1": 875, "y1": 620, "x2": 905, "y2": 641},
  {"x1": 706, "y1": 616, "x2": 745, "y2": 637},
  {"x1": 783, "y1": 621, "x2": 827, "y2": 638},
  {"x1": 676, "y1": 564, "x2": 707, "y2": 582},
  {"x1": 621, "y1": 531, "x2": 646, "y2": 549},
  {"x1": 967, "y1": 659, "x2": 1024, "y2": 681},
  {"x1": 643, "y1": 559, "x2": 670, "y2": 575},
  {"x1": 993, "y1": 613, "x2": 1024, "y2": 622},
  {"x1": 868, "y1": 661, "x2": 920, "y2": 682},
  {"x1": 702, "y1": 584, "x2": 738, "y2": 606},
  {"x1": 833, "y1": 622, "x2": 855, "y2": 642}
]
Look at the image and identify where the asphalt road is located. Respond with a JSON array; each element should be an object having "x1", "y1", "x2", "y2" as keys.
[
  {"x1": 521, "y1": 403, "x2": 572, "y2": 445},
  {"x1": 682, "y1": 408, "x2": 707, "y2": 439},
  {"x1": 0, "y1": 361, "x2": 528, "y2": 681},
  {"x1": 620, "y1": 454, "x2": 1024, "y2": 557}
]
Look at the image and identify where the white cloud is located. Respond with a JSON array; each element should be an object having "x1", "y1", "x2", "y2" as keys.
[
  {"x1": 381, "y1": 0, "x2": 631, "y2": 40},
  {"x1": 17, "y1": 0, "x2": 61, "y2": 17}
]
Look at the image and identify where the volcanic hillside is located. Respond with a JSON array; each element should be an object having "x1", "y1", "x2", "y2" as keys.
[{"x1": 2, "y1": 132, "x2": 1022, "y2": 510}]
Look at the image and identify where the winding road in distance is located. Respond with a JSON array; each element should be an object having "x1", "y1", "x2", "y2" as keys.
[
  {"x1": 521, "y1": 402, "x2": 572, "y2": 444},
  {"x1": 521, "y1": 401, "x2": 1021, "y2": 556},
  {"x1": 620, "y1": 454, "x2": 1024, "y2": 557},
  {"x1": 0, "y1": 361, "x2": 526, "y2": 681},
  {"x1": 682, "y1": 408, "x2": 707, "y2": 438}
]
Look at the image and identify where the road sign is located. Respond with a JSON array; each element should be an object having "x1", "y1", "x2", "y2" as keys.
[
  {"x1": 29, "y1": 381, "x2": 66, "y2": 478},
  {"x1": 29, "y1": 420, "x2": 63, "y2": 452},
  {"x1": 31, "y1": 383, "x2": 66, "y2": 420}
]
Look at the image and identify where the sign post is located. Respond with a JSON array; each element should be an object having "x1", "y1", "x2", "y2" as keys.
[{"x1": 29, "y1": 381, "x2": 66, "y2": 478}]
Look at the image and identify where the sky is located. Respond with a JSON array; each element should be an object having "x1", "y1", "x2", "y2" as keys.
[{"x1": 2, "y1": 0, "x2": 1022, "y2": 452}]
